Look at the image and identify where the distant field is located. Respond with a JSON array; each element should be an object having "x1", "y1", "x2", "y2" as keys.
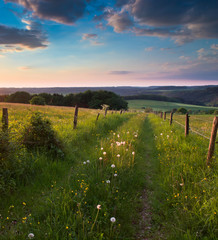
[{"x1": 128, "y1": 99, "x2": 218, "y2": 112}]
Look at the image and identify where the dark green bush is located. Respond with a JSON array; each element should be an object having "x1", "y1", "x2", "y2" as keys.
[
  {"x1": 30, "y1": 96, "x2": 46, "y2": 105},
  {"x1": 22, "y1": 112, "x2": 64, "y2": 157}
]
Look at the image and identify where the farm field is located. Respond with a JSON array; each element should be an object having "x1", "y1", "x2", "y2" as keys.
[
  {"x1": 128, "y1": 99, "x2": 218, "y2": 112},
  {"x1": 0, "y1": 103, "x2": 217, "y2": 239}
]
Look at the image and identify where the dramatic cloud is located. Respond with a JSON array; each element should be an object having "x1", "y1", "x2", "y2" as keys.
[
  {"x1": 109, "y1": 71, "x2": 133, "y2": 75},
  {"x1": 94, "y1": 0, "x2": 218, "y2": 43},
  {"x1": 5, "y1": 0, "x2": 88, "y2": 24},
  {"x1": 107, "y1": 12, "x2": 133, "y2": 33},
  {"x1": 0, "y1": 24, "x2": 48, "y2": 50}
]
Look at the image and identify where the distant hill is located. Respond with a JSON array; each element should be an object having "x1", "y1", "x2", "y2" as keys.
[{"x1": 0, "y1": 85, "x2": 217, "y2": 106}]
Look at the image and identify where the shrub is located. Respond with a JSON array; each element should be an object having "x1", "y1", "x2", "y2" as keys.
[
  {"x1": 30, "y1": 96, "x2": 46, "y2": 105},
  {"x1": 177, "y1": 107, "x2": 188, "y2": 114},
  {"x1": 22, "y1": 112, "x2": 64, "y2": 157}
]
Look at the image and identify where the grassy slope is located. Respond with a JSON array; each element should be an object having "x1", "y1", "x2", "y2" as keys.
[{"x1": 128, "y1": 100, "x2": 218, "y2": 111}]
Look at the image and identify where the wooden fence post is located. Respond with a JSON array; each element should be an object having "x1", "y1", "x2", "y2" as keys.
[
  {"x1": 104, "y1": 108, "x2": 108, "y2": 118},
  {"x1": 185, "y1": 113, "x2": 189, "y2": 136},
  {"x1": 73, "y1": 105, "x2": 79, "y2": 129},
  {"x1": 96, "y1": 113, "x2": 100, "y2": 123},
  {"x1": 207, "y1": 116, "x2": 218, "y2": 166},
  {"x1": 120, "y1": 110, "x2": 123, "y2": 115},
  {"x1": 2, "y1": 108, "x2": 8, "y2": 131},
  {"x1": 160, "y1": 112, "x2": 163, "y2": 118},
  {"x1": 170, "y1": 112, "x2": 173, "y2": 125},
  {"x1": 164, "y1": 112, "x2": 166, "y2": 120}
]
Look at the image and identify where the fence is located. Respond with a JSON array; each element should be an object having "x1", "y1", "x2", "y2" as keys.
[{"x1": 155, "y1": 111, "x2": 218, "y2": 166}]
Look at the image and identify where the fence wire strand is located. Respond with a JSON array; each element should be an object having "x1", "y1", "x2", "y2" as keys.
[{"x1": 161, "y1": 115, "x2": 212, "y2": 141}]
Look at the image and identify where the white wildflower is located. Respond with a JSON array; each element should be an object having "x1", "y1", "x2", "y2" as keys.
[
  {"x1": 117, "y1": 154, "x2": 120, "y2": 158},
  {"x1": 110, "y1": 217, "x2": 116, "y2": 223},
  {"x1": 111, "y1": 164, "x2": 115, "y2": 168},
  {"x1": 101, "y1": 147, "x2": 103, "y2": 150},
  {"x1": 83, "y1": 161, "x2": 86, "y2": 165},
  {"x1": 97, "y1": 204, "x2": 101, "y2": 210},
  {"x1": 28, "y1": 233, "x2": 34, "y2": 239},
  {"x1": 86, "y1": 160, "x2": 90, "y2": 163},
  {"x1": 103, "y1": 152, "x2": 106, "y2": 155},
  {"x1": 114, "y1": 174, "x2": 118, "y2": 177},
  {"x1": 106, "y1": 180, "x2": 110, "y2": 184},
  {"x1": 99, "y1": 157, "x2": 103, "y2": 160},
  {"x1": 132, "y1": 152, "x2": 135, "y2": 155}
]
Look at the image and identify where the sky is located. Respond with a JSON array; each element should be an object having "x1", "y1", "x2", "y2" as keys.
[{"x1": 0, "y1": 0, "x2": 218, "y2": 87}]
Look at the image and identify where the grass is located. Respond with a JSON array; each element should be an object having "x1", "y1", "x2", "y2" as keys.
[
  {"x1": 0, "y1": 104, "x2": 152, "y2": 239},
  {"x1": 0, "y1": 103, "x2": 217, "y2": 239},
  {"x1": 148, "y1": 114, "x2": 217, "y2": 239},
  {"x1": 128, "y1": 99, "x2": 218, "y2": 112}
]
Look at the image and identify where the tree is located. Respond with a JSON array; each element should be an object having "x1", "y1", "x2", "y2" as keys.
[
  {"x1": 30, "y1": 96, "x2": 46, "y2": 105},
  {"x1": 177, "y1": 107, "x2": 188, "y2": 114},
  {"x1": 6, "y1": 91, "x2": 31, "y2": 103}
]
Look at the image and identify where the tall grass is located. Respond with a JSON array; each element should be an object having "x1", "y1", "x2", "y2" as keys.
[
  {"x1": 148, "y1": 114, "x2": 217, "y2": 239},
  {"x1": 1, "y1": 105, "x2": 150, "y2": 239}
]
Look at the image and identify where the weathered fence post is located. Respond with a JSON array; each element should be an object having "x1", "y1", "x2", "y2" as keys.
[
  {"x1": 104, "y1": 108, "x2": 108, "y2": 118},
  {"x1": 160, "y1": 112, "x2": 163, "y2": 118},
  {"x1": 96, "y1": 113, "x2": 100, "y2": 123},
  {"x1": 164, "y1": 112, "x2": 166, "y2": 120},
  {"x1": 170, "y1": 112, "x2": 173, "y2": 125},
  {"x1": 73, "y1": 105, "x2": 79, "y2": 129},
  {"x1": 207, "y1": 116, "x2": 218, "y2": 166},
  {"x1": 185, "y1": 113, "x2": 189, "y2": 136},
  {"x1": 2, "y1": 108, "x2": 8, "y2": 131}
]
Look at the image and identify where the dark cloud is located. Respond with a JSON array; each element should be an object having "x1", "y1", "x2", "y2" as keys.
[
  {"x1": 116, "y1": 0, "x2": 132, "y2": 7},
  {"x1": 130, "y1": 0, "x2": 218, "y2": 41},
  {"x1": 109, "y1": 71, "x2": 133, "y2": 75},
  {"x1": 0, "y1": 24, "x2": 48, "y2": 49},
  {"x1": 97, "y1": 0, "x2": 218, "y2": 43},
  {"x1": 5, "y1": 0, "x2": 88, "y2": 24}
]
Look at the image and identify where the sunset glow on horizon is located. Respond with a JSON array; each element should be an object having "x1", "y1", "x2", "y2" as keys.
[{"x1": 0, "y1": 0, "x2": 218, "y2": 87}]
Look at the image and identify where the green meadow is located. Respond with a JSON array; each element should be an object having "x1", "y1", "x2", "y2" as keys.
[
  {"x1": 0, "y1": 103, "x2": 217, "y2": 239},
  {"x1": 128, "y1": 99, "x2": 218, "y2": 112}
]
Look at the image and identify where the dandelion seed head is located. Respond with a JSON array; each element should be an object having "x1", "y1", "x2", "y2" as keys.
[
  {"x1": 110, "y1": 217, "x2": 116, "y2": 223},
  {"x1": 28, "y1": 233, "x2": 34, "y2": 239}
]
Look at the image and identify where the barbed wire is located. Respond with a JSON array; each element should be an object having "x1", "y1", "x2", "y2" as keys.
[
  {"x1": 163, "y1": 116, "x2": 211, "y2": 140},
  {"x1": 189, "y1": 128, "x2": 210, "y2": 140}
]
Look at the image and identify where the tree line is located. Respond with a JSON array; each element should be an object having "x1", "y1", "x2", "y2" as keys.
[{"x1": 1, "y1": 90, "x2": 128, "y2": 110}]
